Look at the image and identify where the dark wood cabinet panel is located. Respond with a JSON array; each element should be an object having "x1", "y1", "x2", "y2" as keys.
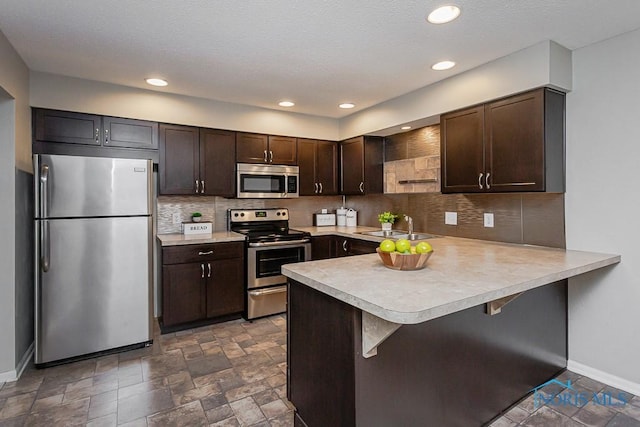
[
  {"x1": 103, "y1": 116, "x2": 158, "y2": 149},
  {"x1": 340, "y1": 136, "x2": 383, "y2": 195},
  {"x1": 206, "y1": 257, "x2": 244, "y2": 318},
  {"x1": 311, "y1": 236, "x2": 335, "y2": 260},
  {"x1": 346, "y1": 238, "x2": 379, "y2": 255},
  {"x1": 298, "y1": 139, "x2": 339, "y2": 196},
  {"x1": 316, "y1": 140, "x2": 339, "y2": 195},
  {"x1": 162, "y1": 263, "x2": 207, "y2": 326},
  {"x1": 200, "y1": 129, "x2": 236, "y2": 197},
  {"x1": 485, "y1": 90, "x2": 544, "y2": 191},
  {"x1": 35, "y1": 109, "x2": 102, "y2": 146},
  {"x1": 159, "y1": 124, "x2": 199, "y2": 195},
  {"x1": 297, "y1": 139, "x2": 317, "y2": 196},
  {"x1": 440, "y1": 105, "x2": 485, "y2": 193},
  {"x1": 269, "y1": 135, "x2": 297, "y2": 165},
  {"x1": 288, "y1": 282, "x2": 357, "y2": 427},
  {"x1": 161, "y1": 242, "x2": 245, "y2": 330},
  {"x1": 237, "y1": 133, "x2": 297, "y2": 165},
  {"x1": 236, "y1": 133, "x2": 269, "y2": 163},
  {"x1": 160, "y1": 125, "x2": 236, "y2": 196},
  {"x1": 441, "y1": 88, "x2": 565, "y2": 194}
]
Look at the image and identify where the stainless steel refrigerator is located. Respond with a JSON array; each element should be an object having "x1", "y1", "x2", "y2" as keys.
[{"x1": 34, "y1": 154, "x2": 153, "y2": 366}]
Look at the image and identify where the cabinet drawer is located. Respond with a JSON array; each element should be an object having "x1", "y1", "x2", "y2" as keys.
[{"x1": 162, "y1": 242, "x2": 244, "y2": 264}]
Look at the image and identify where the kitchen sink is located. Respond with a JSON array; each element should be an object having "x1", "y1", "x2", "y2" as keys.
[{"x1": 355, "y1": 230, "x2": 437, "y2": 240}]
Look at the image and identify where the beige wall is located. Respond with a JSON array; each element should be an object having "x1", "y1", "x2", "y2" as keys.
[
  {"x1": 30, "y1": 72, "x2": 339, "y2": 141},
  {"x1": 339, "y1": 40, "x2": 573, "y2": 139},
  {"x1": 0, "y1": 28, "x2": 30, "y2": 379},
  {"x1": 0, "y1": 30, "x2": 30, "y2": 171}
]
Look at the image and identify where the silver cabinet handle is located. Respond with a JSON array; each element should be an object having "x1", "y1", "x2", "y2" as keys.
[
  {"x1": 201, "y1": 263, "x2": 205, "y2": 278},
  {"x1": 263, "y1": 150, "x2": 268, "y2": 162},
  {"x1": 40, "y1": 164, "x2": 49, "y2": 219},
  {"x1": 104, "y1": 128, "x2": 109, "y2": 144},
  {"x1": 486, "y1": 173, "x2": 491, "y2": 190},
  {"x1": 41, "y1": 220, "x2": 50, "y2": 272},
  {"x1": 198, "y1": 250, "x2": 213, "y2": 255},
  {"x1": 195, "y1": 180, "x2": 200, "y2": 193},
  {"x1": 207, "y1": 262, "x2": 212, "y2": 278},
  {"x1": 201, "y1": 180, "x2": 205, "y2": 194},
  {"x1": 359, "y1": 181, "x2": 364, "y2": 193},
  {"x1": 319, "y1": 182, "x2": 323, "y2": 194},
  {"x1": 478, "y1": 173, "x2": 484, "y2": 190},
  {"x1": 269, "y1": 150, "x2": 273, "y2": 163},
  {"x1": 95, "y1": 128, "x2": 100, "y2": 144},
  {"x1": 342, "y1": 240, "x2": 348, "y2": 252},
  {"x1": 314, "y1": 183, "x2": 318, "y2": 194}
]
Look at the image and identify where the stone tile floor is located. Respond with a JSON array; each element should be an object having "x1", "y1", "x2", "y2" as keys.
[{"x1": 1, "y1": 314, "x2": 639, "y2": 426}]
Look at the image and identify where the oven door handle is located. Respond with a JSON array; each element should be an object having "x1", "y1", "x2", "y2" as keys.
[
  {"x1": 249, "y1": 286, "x2": 287, "y2": 297},
  {"x1": 248, "y1": 239, "x2": 310, "y2": 248}
]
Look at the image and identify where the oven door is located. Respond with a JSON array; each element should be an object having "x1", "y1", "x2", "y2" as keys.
[{"x1": 247, "y1": 240, "x2": 311, "y2": 289}]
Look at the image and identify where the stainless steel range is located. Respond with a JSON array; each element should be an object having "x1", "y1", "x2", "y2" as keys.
[{"x1": 229, "y1": 208, "x2": 311, "y2": 319}]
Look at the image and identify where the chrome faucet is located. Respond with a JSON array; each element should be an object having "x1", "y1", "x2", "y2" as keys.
[{"x1": 404, "y1": 215, "x2": 413, "y2": 235}]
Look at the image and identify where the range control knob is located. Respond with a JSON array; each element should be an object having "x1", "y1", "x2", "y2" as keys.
[
  {"x1": 276, "y1": 212, "x2": 281, "y2": 216},
  {"x1": 240, "y1": 212, "x2": 245, "y2": 217},
  {"x1": 234, "y1": 213, "x2": 239, "y2": 217}
]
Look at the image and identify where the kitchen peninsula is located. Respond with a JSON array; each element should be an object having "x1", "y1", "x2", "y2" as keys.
[{"x1": 282, "y1": 237, "x2": 620, "y2": 426}]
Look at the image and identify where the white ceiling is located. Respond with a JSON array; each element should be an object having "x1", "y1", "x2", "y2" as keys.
[{"x1": 1, "y1": 0, "x2": 640, "y2": 118}]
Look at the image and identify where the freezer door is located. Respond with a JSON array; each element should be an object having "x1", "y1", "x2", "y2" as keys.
[
  {"x1": 35, "y1": 216, "x2": 152, "y2": 364},
  {"x1": 34, "y1": 154, "x2": 151, "y2": 218}
]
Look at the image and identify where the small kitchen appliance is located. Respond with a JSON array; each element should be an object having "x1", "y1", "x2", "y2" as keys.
[
  {"x1": 228, "y1": 208, "x2": 311, "y2": 319},
  {"x1": 236, "y1": 163, "x2": 299, "y2": 199}
]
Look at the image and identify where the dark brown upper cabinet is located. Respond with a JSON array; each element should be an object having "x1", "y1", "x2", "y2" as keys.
[
  {"x1": 440, "y1": 88, "x2": 565, "y2": 194},
  {"x1": 159, "y1": 124, "x2": 236, "y2": 196},
  {"x1": 34, "y1": 108, "x2": 158, "y2": 149},
  {"x1": 340, "y1": 136, "x2": 384, "y2": 195},
  {"x1": 236, "y1": 132, "x2": 297, "y2": 165},
  {"x1": 298, "y1": 138, "x2": 339, "y2": 196}
]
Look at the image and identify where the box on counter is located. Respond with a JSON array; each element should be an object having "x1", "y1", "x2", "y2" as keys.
[
  {"x1": 314, "y1": 213, "x2": 336, "y2": 227},
  {"x1": 182, "y1": 222, "x2": 213, "y2": 235}
]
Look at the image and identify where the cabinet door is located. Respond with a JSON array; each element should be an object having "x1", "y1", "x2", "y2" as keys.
[
  {"x1": 200, "y1": 129, "x2": 236, "y2": 197},
  {"x1": 269, "y1": 136, "x2": 297, "y2": 165},
  {"x1": 206, "y1": 257, "x2": 245, "y2": 318},
  {"x1": 340, "y1": 137, "x2": 365, "y2": 195},
  {"x1": 297, "y1": 139, "x2": 318, "y2": 196},
  {"x1": 159, "y1": 124, "x2": 199, "y2": 195},
  {"x1": 103, "y1": 117, "x2": 158, "y2": 149},
  {"x1": 440, "y1": 105, "x2": 485, "y2": 193},
  {"x1": 34, "y1": 109, "x2": 102, "y2": 146},
  {"x1": 236, "y1": 133, "x2": 269, "y2": 163},
  {"x1": 363, "y1": 136, "x2": 383, "y2": 194},
  {"x1": 316, "y1": 141, "x2": 339, "y2": 195},
  {"x1": 346, "y1": 238, "x2": 378, "y2": 256},
  {"x1": 311, "y1": 236, "x2": 334, "y2": 260},
  {"x1": 485, "y1": 89, "x2": 544, "y2": 192},
  {"x1": 162, "y1": 263, "x2": 206, "y2": 326}
]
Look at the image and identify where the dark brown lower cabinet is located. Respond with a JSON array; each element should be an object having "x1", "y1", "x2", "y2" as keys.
[
  {"x1": 161, "y1": 242, "x2": 245, "y2": 330},
  {"x1": 288, "y1": 279, "x2": 567, "y2": 426},
  {"x1": 312, "y1": 236, "x2": 378, "y2": 260}
]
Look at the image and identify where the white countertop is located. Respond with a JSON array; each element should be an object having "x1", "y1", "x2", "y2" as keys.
[
  {"x1": 282, "y1": 236, "x2": 620, "y2": 325},
  {"x1": 157, "y1": 231, "x2": 246, "y2": 246}
]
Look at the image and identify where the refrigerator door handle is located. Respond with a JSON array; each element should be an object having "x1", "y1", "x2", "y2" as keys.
[
  {"x1": 40, "y1": 164, "x2": 49, "y2": 218},
  {"x1": 41, "y1": 220, "x2": 50, "y2": 272}
]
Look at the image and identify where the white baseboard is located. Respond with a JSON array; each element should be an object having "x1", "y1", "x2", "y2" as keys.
[
  {"x1": 0, "y1": 342, "x2": 34, "y2": 383},
  {"x1": 568, "y1": 359, "x2": 640, "y2": 396}
]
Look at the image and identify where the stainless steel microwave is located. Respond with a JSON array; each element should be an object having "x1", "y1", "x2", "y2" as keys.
[{"x1": 236, "y1": 163, "x2": 299, "y2": 198}]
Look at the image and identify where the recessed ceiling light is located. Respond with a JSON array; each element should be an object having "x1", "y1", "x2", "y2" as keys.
[
  {"x1": 339, "y1": 103, "x2": 355, "y2": 109},
  {"x1": 401, "y1": 126, "x2": 412, "y2": 130},
  {"x1": 432, "y1": 61, "x2": 456, "y2": 71},
  {"x1": 279, "y1": 101, "x2": 295, "y2": 107},
  {"x1": 427, "y1": 5, "x2": 461, "y2": 24},
  {"x1": 145, "y1": 78, "x2": 168, "y2": 87}
]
